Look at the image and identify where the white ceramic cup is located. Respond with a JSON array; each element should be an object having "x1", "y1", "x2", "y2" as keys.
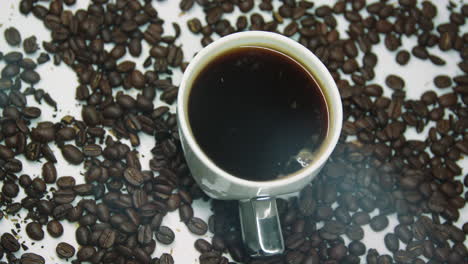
[{"x1": 177, "y1": 31, "x2": 342, "y2": 257}]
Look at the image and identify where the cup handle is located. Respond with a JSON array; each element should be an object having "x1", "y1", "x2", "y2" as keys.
[{"x1": 238, "y1": 196, "x2": 284, "y2": 257}]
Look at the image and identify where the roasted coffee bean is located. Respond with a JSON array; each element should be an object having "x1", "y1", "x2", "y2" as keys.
[
  {"x1": 20, "y1": 70, "x2": 40, "y2": 84},
  {"x1": 20, "y1": 253, "x2": 45, "y2": 264},
  {"x1": 159, "y1": 253, "x2": 174, "y2": 264},
  {"x1": 370, "y1": 215, "x2": 389, "y2": 231},
  {"x1": 346, "y1": 225, "x2": 364, "y2": 241},
  {"x1": 2, "y1": 64, "x2": 20, "y2": 78},
  {"x1": 22, "y1": 107, "x2": 41, "y2": 119},
  {"x1": 23, "y1": 35, "x2": 39, "y2": 54},
  {"x1": 55, "y1": 242, "x2": 75, "y2": 259},
  {"x1": 26, "y1": 222, "x2": 44, "y2": 240},
  {"x1": 393, "y1": 51, "x2": 409, "y2": 68},
  {"x1": 1, "y1": 233, "x2": 20, "y2": 252},
  {"x1": 386, "y1": 75, "x2": 405, "y2": 90},
  {"x1": 2, "y1": 182, "x2": 19, "y2": 198},
  {"x1": 329, "y1": 243, "x2": 347, "y2": 260},
  {"x1": 195, "y1": 239, "x2": 212, "y2": 253},
  {"x1": 124, "y1": 167, "x2": 144, "y2": 186},
  {"x1": 83, "y1": 144, "x2": 102, "y2": 157},
  {"x1": 98, "y1": 229, "x2": 116, "y2": 249},
  {"x1": 47, "y1": 220, "x2": 64, "y2": 238},
  {"x1": 349, "y1": 240, "x2": 366, "y2": 256},
  {"x1": 385, "y1": 233, "x2": 399, "y2": 252},
  {"x1": 352, "y1": 211, "x2": 370, "y2": 225},
  {"x1": 377, "y1": 255, "x2": 393, "y2": 264},
  {"x1": 156, "y1": 226, "x2": 175, "y2": 244},
  {"x1": 179, "y1": 204, "x2": 194, "y2": 222},
  {"x1": 61, "y1": 144, "x2": 84, "y2": 164},
  {"x1": 434, "y1": 75, "x2": 452, "y2": 88},
  {"x1": 57, "y1": 176, "x2": 76, "y2": 189},
  {"x1": 77, "y1": 246, "x2": 95, "y2": 261},
  {"x1": 137, "y1": 224, "x2": 153, "y2": 245},
  {"x1": 42, "y1": 161, "x2": 57, "y2": 183},
  {"x1": 187, "y1": 217, "x2": 208, "y2": 235},
  {"x1": 76, "y1": 226, "x2": 90, "y2": 246},
  {"x1": 5, "y1": 27, "x2": 22, "y2": 46},
  {"x1": 412, "y1": 46, "x2": 428, "y2": 59},
  {"x1": 395, "y1": 224, "x2": 413, "y2": 244}
]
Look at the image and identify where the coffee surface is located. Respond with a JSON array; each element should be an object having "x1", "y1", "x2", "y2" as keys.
[{"x1": 189, "y1": 46, "x2": 328, "y2": 181}]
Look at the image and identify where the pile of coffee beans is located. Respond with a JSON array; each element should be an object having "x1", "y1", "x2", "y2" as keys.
[{"x1": 0, "y1": 0, "x2": 466, "y2": 264}]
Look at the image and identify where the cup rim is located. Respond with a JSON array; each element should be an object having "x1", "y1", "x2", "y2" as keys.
[{"x1": 177, "y1": 31, "x2": 342, "y2": 190}]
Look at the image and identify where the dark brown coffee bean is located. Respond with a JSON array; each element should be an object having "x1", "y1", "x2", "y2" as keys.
[
  {"x1": 20, "y1": 253, "x2": 45, "y2": 264},
  {"x1": 187, "y1": 217, "x2": 208, "y2": 235},
  {"x1": 385, "y1": 34, "x2": 401, "y2": 51},
  {"x1": 61, "y1": 144, "x2": 84, "y2": 165},
  {"x1": 0, "y1": 144, "x2": 15, "y2": 160},
  {"x1": 386, "y1": 75, "x2": 405, "y2": 90},
  {"x1": 179, "y1": 204, "x2": 194, "y2": 222},
  {"x1": 98, "y1": 229, "x2": 116, "y2": 249},
  {"x1": 26, "y1": 222, "x2": 44, "y2": 240},
  {"x1": 22, "y1": 35, "x2": 39, "y2": 54},
  {"x1": 2, "y1": 64, "x2": 20, "y2": 78},
  {"x1": 76, "y1": 226, "x2": 90, "y2": 245},
  {"x1": 20, "y1": 69, "x2": 40, "y2": 84},
  {"x1": 180, "y1": 0, "x2": 194, "y2": 11},
  {"x1": 156, "y1": 226, "x2": 175, "y2": 244},
  {"x1": 41, "y1": 161, "x2": 57, "y2": 183},
  {"x1": 412, "y1": 46, "x2": 429, "y2": 59},
  {"x1": 395, "y1": 224, "x2": 413, "y2": 244},
  {"x1": 434, "y1": 75, "x2": 452, "y2": 88},
  {"x1": 77, "y1": 246, "x2": 95, "y2": 261},
  {"x1": 187, "y1": 18, "x2": 202, "y2": 33},
  {"x1": 342, "y1": 59, "x2": 358, "y2": 74},
  {"x1": 83, "y1": 144, "x2": 102, "y2": 157},
  {"x1": 329, "y1": 243, "x2": 347, "y2": 260},
  {"x1": 82, "y1": 105, "x2": 100, "y2": 126},
  {"x1": 385, "y1": 233, "x2": 399, "y2": 252},
  {"x1": 439, "y1": 93, "x2": 458, "y2": 107},
  {"x1": 56, "y1": 176, "x2": 76, "y2": 189},
  {"x1": 5, "y1": 27, "x2": 21, "y2": 46},
  {"x1": 124, "y1": 167, "x2": 144, "y2": 186},
  {"x1": 46, "y1": 220, "x2": 64, "y2": 238},
  {"x1": 439, "y1": 32, "x2": 453, "y2": 51},
  {"x1": 352, "y1": 211, "x2": 370, "y2": 225},
  {"x1": 56, "y1": 242, "x2": 75, "y2": 259},
  {"x1": 22, "y1": 107, "x2": 41, "y2": 119},
  {"x1": 370, "y1": 215, "x2": 389, "y2": 231},
  {"x1": 195, "y1": 239, "x2": 212, "y2": 253},
  {"x1": 159, "y1": 253, "x2": 174, "y2": 264},
  {"x1": 1, "y1": 233, "x2": 20, "y2": 252},
  {"x1": 348, "y1": 240, "x2": 366, "y2": 256},
  {"x1": 396, "y1": 50, "x2": 410, "y2": 65},
  {"x1": 136, "y1": 224, "x2": 152, "y2": 245}
]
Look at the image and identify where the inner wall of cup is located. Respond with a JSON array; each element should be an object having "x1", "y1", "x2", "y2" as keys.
[{"x1": 182, "y1": 35, "x2": 339, "y2": 181}]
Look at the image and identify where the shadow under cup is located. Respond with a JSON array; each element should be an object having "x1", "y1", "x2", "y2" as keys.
[{"x1": 177, "y1": 31, "x2": 342, "y2": 257}]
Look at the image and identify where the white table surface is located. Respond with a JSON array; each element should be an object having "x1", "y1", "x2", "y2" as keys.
[{"x1": 0, "y1": 0, "x2": 466, "y2": 263}]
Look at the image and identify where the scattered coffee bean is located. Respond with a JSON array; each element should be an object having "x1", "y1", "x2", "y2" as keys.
[
  {"x1": 56, "y1": 242, "x2": 75, "y2": 259},
  {"x1": 26, "y1": 222, "x2": 44, "y2": 240},
  {"x1": 20, "y1": 253, "x2": 45, "y2": 264},
  {"x1": 187, "y1": 217, "x2": 208, "y2": 235},
  {"x1": 434, "y1": 75, "x2": 452, "y2": 88},
  {"x1": 396, "y1": 50, "x2": 410, "y2": 65},
  {"x1": 386, "y1": 75, "x2": 405, "y2": 90},
  {"x1": 5, "y1": 27, "x2": 22, "y2": 46},
  {"x1": 47, "y1": 220, "x2": 64, "y2": 238},
  {"x1": 156, "y1": 226, "x2": 175, "y2": 245}
]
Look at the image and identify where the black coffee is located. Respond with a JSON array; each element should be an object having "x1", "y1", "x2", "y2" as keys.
[{"x1": 188, "y1": 46, "x2": 328, "y2": 181}]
